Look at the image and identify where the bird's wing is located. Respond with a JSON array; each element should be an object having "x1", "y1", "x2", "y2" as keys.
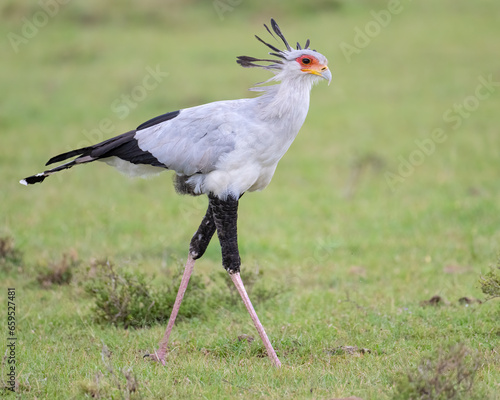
[{"x1": 135, "y1": 99, "x2": 248, "y2": 176}]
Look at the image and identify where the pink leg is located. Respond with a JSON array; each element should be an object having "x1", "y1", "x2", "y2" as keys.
[
  {"x1": 150, "y1": 253, "x2": 195, "y2": 365},
  {"x1": 230, "y1": 272, "x2": 282, "y2": 367}
]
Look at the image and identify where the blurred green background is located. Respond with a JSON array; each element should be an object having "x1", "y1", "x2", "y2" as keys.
[{"x1": 1, "y1": 0, "x2": 499, "y2": 398}]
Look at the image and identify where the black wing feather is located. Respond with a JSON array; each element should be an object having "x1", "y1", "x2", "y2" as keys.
[
  {"x1": 136, "y1": 110, "x2": 180, "y2": 131},
  {"x1": 46, "y1": 146, "x2": 92, "y2": 166},
  {"x1": 97, "y1": 134, "x2": 165, "y2": 167}
]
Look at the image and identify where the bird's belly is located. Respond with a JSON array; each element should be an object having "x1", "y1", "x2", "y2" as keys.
[
  {"x1": 187, "y1": 123, "x2": 301, "y2": 198},
  {"x1": 247, "y1": 165, "x2": 277, "y2": 192},
  {"x1": 194, "y1": 160, "x2": 276, "y2": 199}
]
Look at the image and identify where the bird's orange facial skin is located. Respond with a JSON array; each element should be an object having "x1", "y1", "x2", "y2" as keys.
[{"x1": 296, "y1": 55, "x2": 328, "y2": 77}]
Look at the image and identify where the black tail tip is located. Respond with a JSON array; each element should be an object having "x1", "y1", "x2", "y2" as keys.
[{"x1": 20, "y1": 173, "x2": 47, "y2": 185}]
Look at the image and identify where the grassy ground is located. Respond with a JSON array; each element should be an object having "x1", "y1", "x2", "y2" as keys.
[{"x1": 1, "y1": 0, "x2": 499, "y2": 398}]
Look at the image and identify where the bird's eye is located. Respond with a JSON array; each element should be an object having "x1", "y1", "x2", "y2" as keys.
[{"x1": 302, "y1": 58, "x2": 311, "y2": 65}]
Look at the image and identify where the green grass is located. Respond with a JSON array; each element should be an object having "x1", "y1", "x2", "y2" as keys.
[{"x1": 1, "y1": 0, "x2": 500, "y2": 398}]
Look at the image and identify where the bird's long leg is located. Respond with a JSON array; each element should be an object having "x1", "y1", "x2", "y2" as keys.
[
  {"x1": 150, "y1": 204, "x2": 216, "y2": 365},
  {"x1": 229, "y1": 272, "x2": 282, "y2": 367},
  {"x1": 210, "y1": 194, "x2": 282, "y2": 367},
  {"x1": 151, "y1": 253, "x2": 195, "y2": 365}
]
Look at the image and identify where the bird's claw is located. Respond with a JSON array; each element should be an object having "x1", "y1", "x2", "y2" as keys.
[{"x1": 144, "y1": 352, "x2": 166, "y2": 365}]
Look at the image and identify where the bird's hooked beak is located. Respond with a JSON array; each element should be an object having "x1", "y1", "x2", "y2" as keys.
[{"x1": 302, "y1": 64, "x2": 332, "y2": 85}]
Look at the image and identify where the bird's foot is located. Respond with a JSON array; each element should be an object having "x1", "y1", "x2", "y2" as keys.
[{"x1": 144, "y1": 351, "x2": 166, "y2": 366}]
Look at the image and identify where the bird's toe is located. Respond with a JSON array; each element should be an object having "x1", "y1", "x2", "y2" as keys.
[{"x1": 144, "y1": 352, "x2": 166, "y2": 365}]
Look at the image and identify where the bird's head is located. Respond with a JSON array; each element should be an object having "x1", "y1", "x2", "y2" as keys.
[{"x1": 237, "y1": 19, "x2": 331, "y2": 86}]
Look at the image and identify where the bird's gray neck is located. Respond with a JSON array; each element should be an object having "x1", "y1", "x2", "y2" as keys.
[{"x1": 255, "y1": 77, "x2": 313, "y2": 123}]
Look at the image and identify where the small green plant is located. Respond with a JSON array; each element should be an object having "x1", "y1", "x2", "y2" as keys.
[
  {"x1": 0, "y1": 236, "x2": 23, "y2": 272},
  {"x1": 84, "y1": 260, "x2": 206, "y2": 328},
  {"x1": 36, "y1": 252, "x2": 78, "y2": 288},
  {"x1": 77, "y1": 344, "x2": 141, "y2": 399},
  {"x1": 479, "y1": 257, "x2": 500, "y2": 302},
  {"x1": 394, "y1": 344, "x2": 481, "y2": 400}
]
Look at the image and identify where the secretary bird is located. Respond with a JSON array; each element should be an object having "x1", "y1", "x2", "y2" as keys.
[{"x1": 20, "y1": 19, "x2": 331, "y2": 367}]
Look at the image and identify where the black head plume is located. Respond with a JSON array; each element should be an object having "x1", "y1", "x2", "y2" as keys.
[
  {"x1": 255, "y1": 18, "x2": 296, "y2": 56},
  {"x1": 269, "y1": 19, "x2": 292, "y2": 51},
  {"x1": 237, "y1": 19, "x2": 312, "y2": 70},
  {"x1": 236, "y1": 55, "x2": 282, "y2": 68},
  {"x1": 264, "y1": 23, "x2": 278, "y2": 42},
  {"x1": 254, "y1": 34, "x2": 283, "y2": 54}
]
